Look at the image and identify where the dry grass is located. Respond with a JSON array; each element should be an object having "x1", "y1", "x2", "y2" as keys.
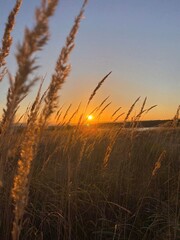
[
  {"x1": 0, "y1": 0, "x2": 22, "y2": 79},
  {"x1": 0, "y1": 1, "x2": 179, "y2": 240}
]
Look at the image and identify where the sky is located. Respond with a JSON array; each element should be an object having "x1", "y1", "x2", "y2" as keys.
[{"x1": 0, "y1": 0, "x2": 180, "y2": 122}]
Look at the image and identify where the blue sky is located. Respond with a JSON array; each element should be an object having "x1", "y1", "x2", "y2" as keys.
[{"x1": 0, "y1": 0, "x2": 180, "y2": 121}]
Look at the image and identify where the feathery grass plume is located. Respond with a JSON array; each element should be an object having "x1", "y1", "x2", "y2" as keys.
[
  {"x1": 140, "y1": 96, "x2": 147, "y2": 113},
  {"x1": 145, "y1": 104, "x2": 157, "y2": 114},
  {"x1": 135, "y1": 97, "x2": 147, "y2": 120},
  {"x1": 56, "y1": 111, "x2": 63, "y2": 124},
  {"x1": 113, "y1": 112, "x2": 125, "y2": 122},
  {"x1": 111, "y1": 106, "x2": 122, "y2": 119},
  {"x1": 90, "y1": 96, "x2": 110, "y2": 116},
  {"x1": 152, "y1": 150, "x2": 166, "y2": 176},
  {"x1": 132, "y1": 104, "x2": 157, "y2": 126},
  {"x1": 2, "y1": 0, "x2": 59, "y2": 128},
  {"x1": 77, "y1": 137, "x2": 88, "y2": 167},
  {"x1": 96, "y1": 96, "x2": 110, "y2": 112},
  {"x1": 104, "y1": 98, "x2": 140, "y2": 168},
  {"x1": 97, "y1": 102, "x2": 112, "y2": 118},
  {"x1": 77, "y1": 113, "x2": 84, "y2": 127},
  {"x1": 131, "y1": 97, "x2": 147, "y2": 128},
  {"x1": 134, "y1": 100, "x2": 157, "y2": 125},
  {"x1": 86, "y1": 71, "x2": 112, "y2": 108},
  {"x1": 41, "y1": 0, "x2": 88, "y2": 125},
  {"x1": 55, "y1": 106, "x2": 65, "y2": 124},
  {"x1": 172, "y1": 105, "x2": 180, "y2": 127},
  {"x1": 133, "y1": 105, "x2": 157, "y2": 124},
  {"x1": 67, "y1": 102, "x2": 81, "y2": 124},
  {"x1": 0, "y1": 0, "x2": 59, "y2": 186},
  {"x1": 123, "y1": 96, "x2": 140, "y2": 124},
  {"x1": 62, "y1": 104, "x2": 72, "y2": 122},
  {"x1": 0, "y1": 67, "x2": 7, "y2": 82},
  {"x1": 0, "y1": 0, "x2": 23, "y2": 81},
  {"x1": 11, "y1": 84, "x2": 42, "y2": 240},
  {"x1": 103, "y1": 131, "x2": 119, "y2": 168},
  {"x1": 55, "y1": 104, "x2": 64, "y2": 120}
]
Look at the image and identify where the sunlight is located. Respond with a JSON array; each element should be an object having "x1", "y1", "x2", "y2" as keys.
[{"x1": 87, "y1": 115, "x2": 94, "y2": 121}]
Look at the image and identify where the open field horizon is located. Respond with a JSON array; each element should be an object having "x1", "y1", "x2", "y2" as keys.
[{"x1": 0, "y1": 1, "x2": 179, "y2": 239}]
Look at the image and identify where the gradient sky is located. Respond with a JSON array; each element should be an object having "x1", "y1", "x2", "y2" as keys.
[{"x1": 0, "y1": 0, "x2": 180, "y2": 122}]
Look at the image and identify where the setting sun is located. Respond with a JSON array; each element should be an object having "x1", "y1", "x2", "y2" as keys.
[{"x1": 87, "y1": 115, "x2": 94, "y2": 121}]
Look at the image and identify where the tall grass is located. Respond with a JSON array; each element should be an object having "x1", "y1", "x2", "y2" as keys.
[
  {"x1": 0, "y1": 0, "x2": 22, "y2": 81},
  {"x1": 0, "y1": 1, "x2": 179, "y2": 240}
]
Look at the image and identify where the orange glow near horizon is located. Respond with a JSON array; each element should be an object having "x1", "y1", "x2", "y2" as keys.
[{"x1": 13, "y1": 101, "x2": 177, "y2": 125}]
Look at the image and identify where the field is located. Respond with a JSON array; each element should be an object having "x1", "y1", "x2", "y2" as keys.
[
  {"x1": 0, "y1": 1, "x2": 179, "y2": 240},
  {"x1": 1, "y1": 126, "x2": 180, "y2": 239}
]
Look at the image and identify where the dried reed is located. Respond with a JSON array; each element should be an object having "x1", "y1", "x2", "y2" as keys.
[
  {"x1": 11, "y1": 84, "x2": 42, "y2": 240},
  {"x1": 152, "y1": 150, "x2": 166, "y2": 176},
  {"x1": 97, "y1": 102, "x2": 112, "y2": 119},
  {"x1": 89, "y1": 96, "x2": 110, "y2": 116},
  {"x1": 111, "y1": 106, "x2": 122, "y2": 119},
  {"x1": 113, "y1": 112, "x2": 125, "y2": 122},
  {"x1": 41, "y1": 0, "x2": 88, "y2": 125},
  {"x1": 0, "y1": 0, "x2": 58, "y2": 186},
  {"x1": 86, "y1": 71, "x2": 112, "y2": 108},
  {"x1": 62, "y1": 104, "x2": 72, "y2": 122},
  {"x1": 172, "y1": 105, "x2": 180, "y2": 127},
  {"x1": 0, "y1": 0, "x2": 22, "y2": 81},
  {"x1": 2, "y1": 0, "x2": 58, "y2": 128},
  {"x1": 123, "y1": 96, "x2": 140, "y2": 123},
  {"x1": 67, "y1": 102, "x2": 81, "y2": 125}
]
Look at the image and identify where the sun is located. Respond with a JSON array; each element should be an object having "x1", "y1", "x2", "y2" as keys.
[{"x1": 87, "y1": 115, "x2": 94, "y2": 121}]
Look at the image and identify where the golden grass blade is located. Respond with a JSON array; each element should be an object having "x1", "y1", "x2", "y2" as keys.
[
  {"x1": 86, "y1": 71, "x2": 112, "y2": 108},
  {"x1": 0, "y1": 0, "x2": 59, "y2": 191},
  {"x1": 11, "y1": 83, "x2": 43, "y2": 240},
  {"x1": 55, "y1": 104, "x2": 64, "y2": 120},
  {"x1": 113, "y1": 112, "x2": 125, "y2": 123},
  {"x1": 152, "y1": 150, "x2": 166, "y2": 176},
  {"x1": 67, "y1": 102, "x2": 81, "y2": 125},
  {"x1": 0, "y1": 0, "x2": 23, "y2": 71},
  {"x1": 41, "y1": 0, "x2": 88, "y2": 123},
  {"x1": 0, "y1": 67, "x2": 7, "y2": 82},
  {"x1": 140, "y1": 97, "x2": 147, "y2": 113},
  {"x1": 56, "y1": 111, "x2": 63, "y2": 124},
  {"x1": 135, "y1": 97, "x2": 147, "y2": 119},
  {"x1": 63, "y1": 104, "x2": 72, "y2": 122},
  {"x1": 90, "y1": 96, "x2": 110, "y2": 115},
  {"x1": 111, "y1": 106, "x2": 122, "y2": 118},
  {"x1": 172, "y1": 104, "x2": 180, "y2": 127},
  {"x1": 2, "y1": 0, "x2": 59, "y2": 129},
  {"x1": 132, "y1": 97, "x2": 147, "y2": 127},
  {"x1": 123, "y1": 96, "x2": 140, "y2": 123},
  {"x1": 97, "y1": 102, "x2": 112, "y2": 119},
  {"x1": 145, "y1": 105, "x2": 157, "y2": 114}
]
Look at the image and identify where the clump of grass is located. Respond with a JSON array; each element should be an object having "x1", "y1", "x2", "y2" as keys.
[
  {"x1": 0, "y1": 0, "x2": 59, "y2": 186},
  {"x1": 2, "y1": 0, "x2": 59, "y2": 128},
  {"x1": 41, "y1": 0, "x2": 88, "y2": 127}
]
